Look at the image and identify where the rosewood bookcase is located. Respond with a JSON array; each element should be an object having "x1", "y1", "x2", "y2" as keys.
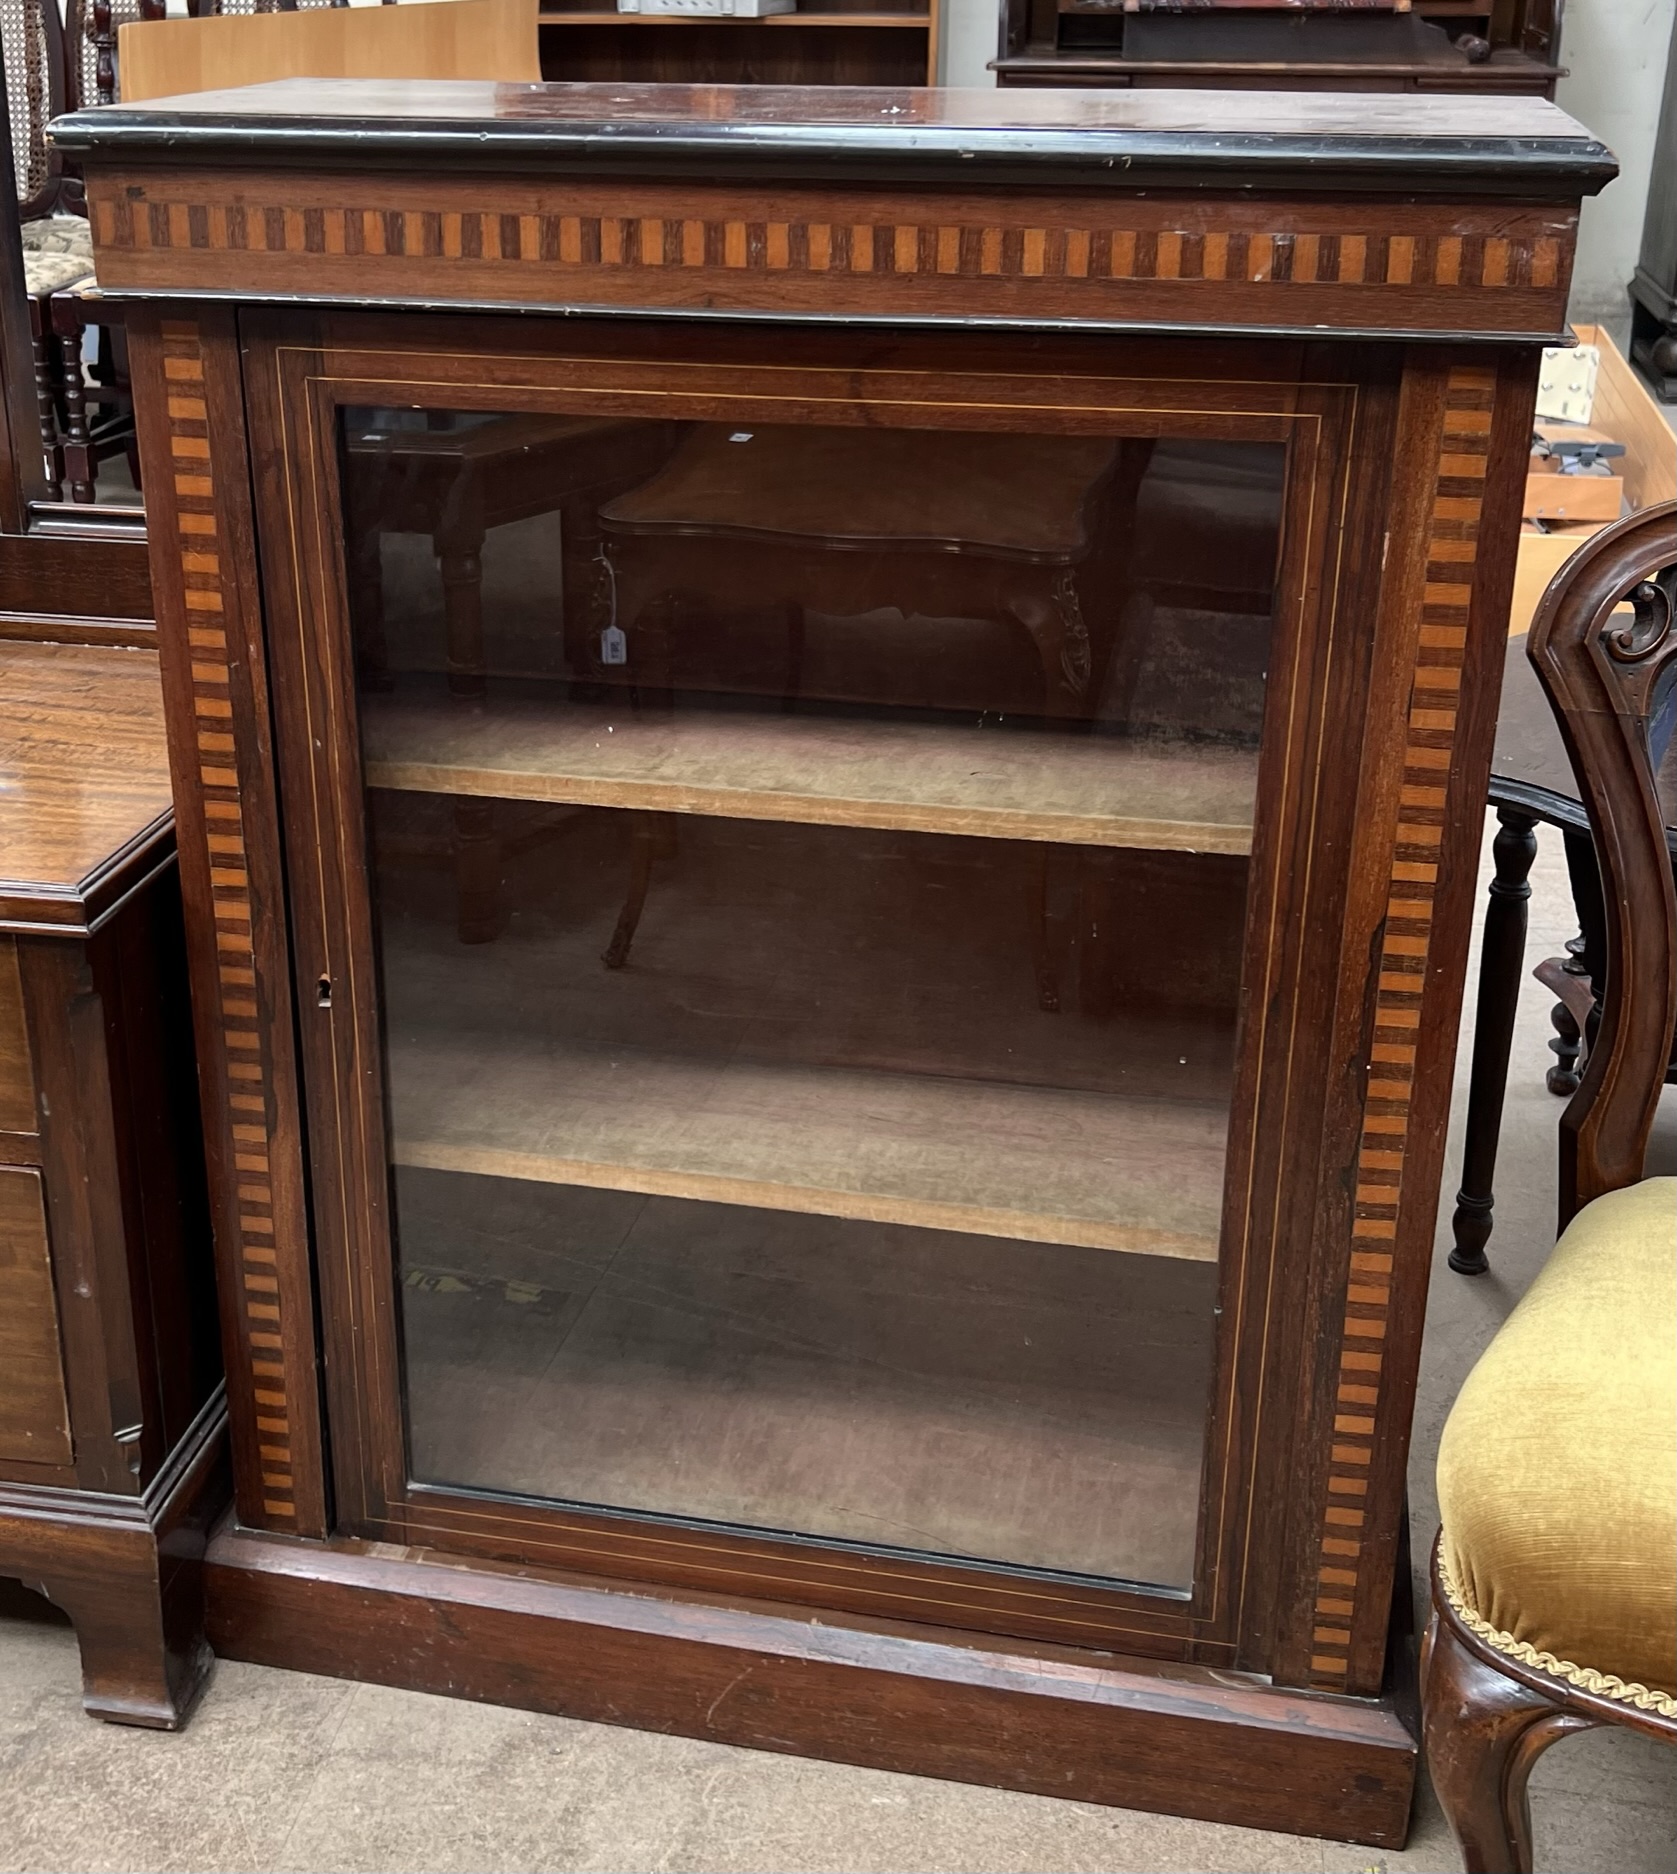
[{"x1": 52, "y1": 79, "x2": 1611, "y2": 1845}]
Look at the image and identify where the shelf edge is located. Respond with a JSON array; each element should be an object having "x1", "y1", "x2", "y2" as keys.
[
  {"x1": 395, "y1": 1137, "x2": 1223, "y2": 1262},
  {"x1": 364, "y1": 760, "x2": 1256, "y2": 857}
]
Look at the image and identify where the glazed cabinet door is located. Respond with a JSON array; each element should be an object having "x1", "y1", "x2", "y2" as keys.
[{"x1": 240, "y1": 312, "x2": 1480, "y2": 1683}]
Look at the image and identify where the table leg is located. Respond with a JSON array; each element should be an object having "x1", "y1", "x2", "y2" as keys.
[
  {"x1": 452, "y1": 798, "x2": 502, "y2": 945},
  {"x1": 602, "y1": 813, "x2": 674, "y2": 971},
  {"x1": 348, "y1": 489, "x2": 391, "y2": 692},
  {"x1": 1449, "y1": 806, "x2": 1538, "y2": 1276},
  {"x1": 437, "y1": 522, "x2": 488, "y2": 700}
]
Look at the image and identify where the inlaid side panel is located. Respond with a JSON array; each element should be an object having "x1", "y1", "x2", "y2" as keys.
[
  {"x1": 0, "y1": 1165, "x2": 73, "y2": 1466},
  {"x1": 86, "y1": 173, "x2": 1577, "y2": 340},
  {"x1": 1293, "y1": 356, "x2": 1523, "y2": 1696},
  {"x1": 128, "y1": 307, "x2": 328, "y2": 1537}
]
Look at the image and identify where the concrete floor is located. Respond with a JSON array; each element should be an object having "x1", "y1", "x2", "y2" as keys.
[{"x1": 2, "y1": 814, "x2": 1674, "y2": 1874}]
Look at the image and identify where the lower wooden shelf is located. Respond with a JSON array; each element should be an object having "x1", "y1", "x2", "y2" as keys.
[
  {"x1": 390, "y1": 1029, "x2": 1227, "y2": 1260},
  {"x1": 376, "y1": 794, "x2": 1238, "y2": 1261}
]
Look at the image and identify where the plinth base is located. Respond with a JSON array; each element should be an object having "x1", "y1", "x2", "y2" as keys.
[{"x1": 204, "y1": 1515, "x2": 1417, "y2": 1847}]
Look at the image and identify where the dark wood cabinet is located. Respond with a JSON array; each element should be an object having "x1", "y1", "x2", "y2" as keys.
[
  {"x1": 0, "y1": 639, "x2": 223, "y2": 1727},
  {"x1": 992, "y1": 0, "x2": 1565, "y2": 97},
  {"x1": 54, "y1": 77, "x2": 1610, "y2": 1841}
]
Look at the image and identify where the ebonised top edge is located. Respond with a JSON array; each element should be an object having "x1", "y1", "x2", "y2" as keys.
[{"x1": 49, "y1": 79, "x2": 1616, "y2": 196}]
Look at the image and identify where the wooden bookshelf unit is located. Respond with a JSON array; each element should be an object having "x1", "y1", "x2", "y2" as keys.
[{"x1": 539, "y1": 0, "x2": 939, "y2": 86}]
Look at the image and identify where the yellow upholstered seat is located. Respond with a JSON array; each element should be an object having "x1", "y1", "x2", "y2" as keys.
[{"x1": 1437, "y1": 1176, "x2": 1677, "y2": 1712}]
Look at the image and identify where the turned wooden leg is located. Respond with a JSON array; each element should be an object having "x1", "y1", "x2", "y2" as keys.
[
  {"x1": 438, "y1": 523, "x2": 488, "y2": 700},
  {"x1": 1450, "y1": 807, "x2": 1538, "y2": 1274},
  {"x1": 54, "y1": 308, "x2": 96, "y2": 504},
  {"x1": 1422, "y1": 1602, "x2": 1595, "y2": 1874},
  {"x1": 1549, "y1": 829, "x2": 1608, "y2": 1093},
  {"x1": 38, "y1": 1551, "x2": 213, "y2": 1731},
  {"x1": 29, "y1": 301, "x2": 64, "y2": 501},
  {"x1": 452, "y1": 797, "x2": 503, "y2": 945},
  {"x1": 1546, "y1": 980, "x2": 1585, "y2": 1095}
]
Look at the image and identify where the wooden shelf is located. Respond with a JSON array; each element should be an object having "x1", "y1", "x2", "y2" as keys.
[
  {"x1": 390, "y1": 1035, "x2": 1226, "y2": 1262},
  {"x1": 379, "y1": 852, "x2": 1232, "y2": 1266},
  {"x1": 539, "y1": 10, "x2": 929, "y2": 23},
  {"x1": 401, "y1": 1167, "x2": 1214, "y2": 1584},
  {"x1": 361, "y1": 688, "x2": 1258, "y2": 856}
]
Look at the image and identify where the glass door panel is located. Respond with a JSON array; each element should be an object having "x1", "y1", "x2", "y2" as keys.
[{"x1": 340, "y1": 406, "x2": 1283, "y2": 1592}]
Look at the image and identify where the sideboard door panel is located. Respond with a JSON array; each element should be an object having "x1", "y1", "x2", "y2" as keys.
[
  {"x1": 0, "y1": 1165, "x2": 74, "y2": 1467},
  {"x1": 0, "y1": 938, "x2": 37, "y2": 1139}
]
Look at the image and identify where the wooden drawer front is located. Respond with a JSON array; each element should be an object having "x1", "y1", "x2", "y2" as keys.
[
  {"x1": 0, "y1": 939, "x2": 37, "y2": 1137},
  {"x1": 0, "y1": 1165, "x2": 73, "y2": 1465}
]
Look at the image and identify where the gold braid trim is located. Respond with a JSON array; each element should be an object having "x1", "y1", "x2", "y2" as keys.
[{"x1": 1439, "y1": 1552, "x2": 1677, "y2": 1719}]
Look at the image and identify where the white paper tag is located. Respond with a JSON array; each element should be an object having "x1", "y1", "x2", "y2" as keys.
[{"x1": 600, "y1": 625, "x2": 627, "y2": 667}]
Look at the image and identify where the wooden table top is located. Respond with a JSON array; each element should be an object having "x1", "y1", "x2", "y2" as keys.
[{"x1": 0, "y1": 641, "x2": 175, "y2": 934}]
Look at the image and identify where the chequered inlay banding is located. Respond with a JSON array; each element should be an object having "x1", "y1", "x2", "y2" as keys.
[
  {"x1": 97, "y1": 199, "x2": 1563, "y2": 296},
  {"x1": 1307, "y1": 362, "x2": 1494, "y2": 1687},
  {"x1": 163, "y1": 318, "x2": 298, "y2": 1529}
]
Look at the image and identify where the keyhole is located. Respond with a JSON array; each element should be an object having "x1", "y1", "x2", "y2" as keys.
[{"x1": 317, "y1": 976, "x2": 333, "y2": 1009}]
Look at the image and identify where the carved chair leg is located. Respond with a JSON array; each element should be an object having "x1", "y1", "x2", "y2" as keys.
[
  {"x1": 1550, "y1": 826, "x2": 1607, "y2": 1094},
  {"x1": 1450, "y1": 806, "x2": 1538, "y2": 1274},
  {"x1": 1533, "y1": 941, "x2": 1595, "y2": 1098},
  {"x1": 1422, "y1": 1603, "x2": 1596, "y2": 1874},
  {"x1": 1546, "y1": 990, "x2": 1584, "y2": 1095},
  {"x1": 1008, "y1": 571, "x2": 1090, "y2": 719}
]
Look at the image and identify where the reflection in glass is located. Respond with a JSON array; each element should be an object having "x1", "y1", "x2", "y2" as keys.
[{"x1": 341, "y1": 406, "x2": 1284, "y2": 1589}]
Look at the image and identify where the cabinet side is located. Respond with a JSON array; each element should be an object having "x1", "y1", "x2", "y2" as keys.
[
  {"x1": 1275, "y1": 346, "x2": 1538, "y2": 1696},
  {"x1": 128, "y1": 304, "x2": 329, "y2": 1538}
]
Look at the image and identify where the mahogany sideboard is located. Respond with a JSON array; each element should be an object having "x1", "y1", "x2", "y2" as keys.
[
  {"x1": 51, "y1": 79, "x2": 1612, "y2": 1842},
  {"x1": 0, "y1": 639, "x2": 223, "y2": 1727}
]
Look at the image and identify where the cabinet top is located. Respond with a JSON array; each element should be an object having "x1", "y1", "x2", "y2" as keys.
[
  {"x1": 0, "y1": 643, "x2": 174, "y2": 936},
  {"x1": 52, "y1": 77, "x2": 1613, "y2": 196}
]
